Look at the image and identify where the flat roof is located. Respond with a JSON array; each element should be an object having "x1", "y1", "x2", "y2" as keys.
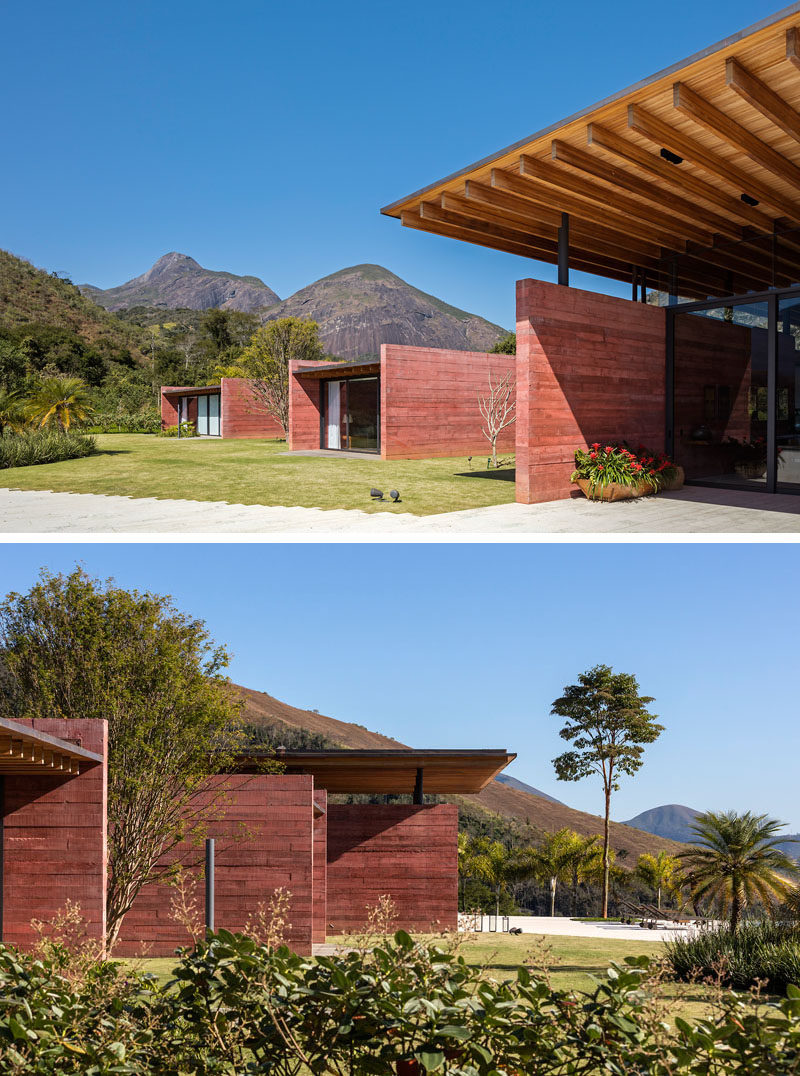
[
  {"x1": 161, "y1": 385, "x2": 221, "y2": 396},
  {"x1": 382, "y1": 4, "x2": 800, "y2": 298},
  {"x1": 293, "y1": 360, "x2": 380, "y2": 379},
  {"x1": 0, "y1": 717, "x2": 103, "y2": 776},
  {"x1": 236, "y1": 748, "x2": 515, "y2": 794}
]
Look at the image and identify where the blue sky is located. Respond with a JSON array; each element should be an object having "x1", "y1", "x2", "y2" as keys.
[
  {"x1": 1, "y1": 542, "x2": 797, "y2": 831},
  {"x1": 0, "y1": 0, "x2": 791, "y2": 327}
]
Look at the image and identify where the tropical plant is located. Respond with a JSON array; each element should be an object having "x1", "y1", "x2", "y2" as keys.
[
  {"x1": 677, "y1": 810, "x2": 798, "y2": 932},
  {"x1": 469, "y1": 838, "x2": 525, "y2": 917},
  {"x1": 665, "y1": 919, "x2": 800, "y2": 991},
  {"x1": 24, "y1": 376, "x2": 94, "y2": 432},
  {"x1": 0, "y1": 389, "x2": 25, "y2": 436},
  {"x1": 0, "y1": 429, "x2": 97, "y2": 469},
  {"x1": 571, "y1": 443, "x2": 679, "y2": 497},
  {"x1": 528, "y1": 829, "x2": 577, "y2": 917},
  {"x1": 636, "y1": 851, "x2": 680, "y2": 910},
  {"x1": 551, "y1": 664, "x2": 663, "y2": 918}
]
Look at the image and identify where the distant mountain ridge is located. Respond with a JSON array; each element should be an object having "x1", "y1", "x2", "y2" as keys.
[
  {"x1": 80, "y1": 252, "x2": 280, "y2": 313},
  {"x1": 237, "y1": 684, "x2": 683, "y2": 857},
  {"x1": 81, "y1": 254, "x2": 509, "y2": 359},
  {"x1": 624, "y1": 803, "x2": 800, "y2": 859},
  {"x1": 260, "y1": 264, "x2": 508, "y2": 358}
]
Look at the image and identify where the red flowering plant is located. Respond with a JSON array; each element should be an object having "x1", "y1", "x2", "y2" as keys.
[{"x1": 571, "y1": 442, "x2": 679, "y2": 497}]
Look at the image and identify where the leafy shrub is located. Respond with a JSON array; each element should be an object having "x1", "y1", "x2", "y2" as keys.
[
  {"x1": 0, "y1": 430, "x2": 97, "y2": 469},
  {"x1": 157, "y1": 421, "x2": 196, "y2": 438},
  {"x1": 572, "y1": 442, "x2": 680, "y2": 498},
  {"x1": 87, "y1": 411, "x2": 160, "y2": 434},
  {"x1": 665, "y1": 920, "x2": 800, "y2": 992}
]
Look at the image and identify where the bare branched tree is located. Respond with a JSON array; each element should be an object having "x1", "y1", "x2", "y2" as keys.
[
  {"x1": 478, "y1": 369, "x2": 516, "y2": 468},
  {"x1": 238, "y1": 317, "x2": 324, "y2": 436}
]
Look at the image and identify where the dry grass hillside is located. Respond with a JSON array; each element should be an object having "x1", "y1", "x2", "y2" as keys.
[{"x1": 237, "y1": 684, "x2": 683, "y2": 857}]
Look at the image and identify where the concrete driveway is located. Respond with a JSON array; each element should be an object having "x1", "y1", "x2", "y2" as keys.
[{"x1": 1, "y1": 485, "x2": 799, "y2": 535}]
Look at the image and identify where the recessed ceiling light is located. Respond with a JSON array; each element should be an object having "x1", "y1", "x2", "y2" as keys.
[
  {"x1": 660, "y1": 148, "x2": 684, "y2": 165},
  {"x1": 741, "y1": 193, "x2": 759, "y2": 207}
]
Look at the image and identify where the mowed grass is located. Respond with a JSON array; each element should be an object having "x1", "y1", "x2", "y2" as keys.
[
  {"x1": 122, "y1": 932, "x2": 713, "y2": 1022},
  {"x1": 0, "y1": 435, "x2": 517, "y2": 516}
]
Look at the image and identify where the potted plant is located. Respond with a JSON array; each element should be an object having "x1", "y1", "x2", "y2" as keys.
[
  {"x1": 571, "y1": 444, "x2": 683, "y2": 501},
  {"x1": 727, "y1": 436, "x2": 768, "y2": 479}
]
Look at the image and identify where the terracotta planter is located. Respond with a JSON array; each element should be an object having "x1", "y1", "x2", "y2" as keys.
[
  {"x1": 734, "y1": 460, "x2": 767, "y2": 480},
  {"x1": 660, "y1": 465, "x2": 685, "y2": 492},
  {"x1": 576, "y1": 478, "x2": 650, "y2": 502}
]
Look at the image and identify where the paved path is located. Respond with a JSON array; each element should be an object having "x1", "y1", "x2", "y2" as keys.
[
  {"x1": 465, "y1": 915, "x2": 696, "y2": 942},
  {"x1": 1, "y1": 485, "x2": 799, "y2": 534}
]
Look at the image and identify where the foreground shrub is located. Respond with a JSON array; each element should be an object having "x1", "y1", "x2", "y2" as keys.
[
  {"x1": 4, "y1": 931, "x2": 800, "y2": 1074},
  {"x1": 665, "y1": 920, "x2": 800, "y2": 992},
  {"x1": 157, "y1": 421, "x2": 196, "y2": 437},
  {"x1": 571, "y1": 442, "x2": 679, "y2": 497},
  {"x1": 0, "y1": 429, "x2": 96, "y2": 469}
]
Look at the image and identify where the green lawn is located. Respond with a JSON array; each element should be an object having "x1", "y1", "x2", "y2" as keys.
[
  {"x1": 0, "y1": 435, "x2": 517, "y2": 516},
  {"x1": 122, "y1": 932, "x2": 713, "y2": 1021}
]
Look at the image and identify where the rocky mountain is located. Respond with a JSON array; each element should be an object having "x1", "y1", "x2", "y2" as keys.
[
  {"x1": 624, "y1": 803, "x2": 800, "y2": 860},
  {"x1": 80, "y1": 253, "x2": 280, "y2": 313},
  {"x1": 261, "y1": 264, "x2": 508, "y2": 359},
  {"x1": 495, "y1": 773, "x2": 565, "y2": 805},
  {"x1": 238, "y1": 684, "x2": 683, "y2": 858}
]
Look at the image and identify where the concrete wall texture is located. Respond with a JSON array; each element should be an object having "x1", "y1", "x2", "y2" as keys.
[
  {"x1": 160, "y1": 381, "x2": 284, "y2": 439},
  {"x1": 1, "y1": 719, "x2": 108, "y2": 947},
  {"x1": 515, "y1": 279, "x2": 667, "y2": 504},
  {"x1": 326, "y1": 804, "x2": 459, "y2": 933}
]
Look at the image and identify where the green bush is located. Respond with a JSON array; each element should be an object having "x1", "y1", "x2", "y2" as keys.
[
  {"x1": 86, "y1": 411, "x2": 160, "y2": 434},
  {"x1": 665, "y1": 920, "x2": 800, "y2": 992},
  {"x1": 0, "y1": 430, "x2": 97, "y2": 469},
  {"x1": 157, "y1": 421, "x2": 196, "y2": 438}
]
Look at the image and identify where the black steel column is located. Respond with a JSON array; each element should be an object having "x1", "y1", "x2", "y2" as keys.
[
  {"x1": 413, "y1": 768, "x2": 424, "y2": 805},
  {"x1": 631, "y1": 267, "x2": 638, "y2": 302},
  {"x1": 557, "y1": 213, "x2": 570, "y2": 286},
  {"x1": 668, "y1": 260, "x2": 678, "y2": 306},
  {"x1": 767, "y1": 291, "x2": 778, "y2": 493},
  {"x1": 205, "y1": 838, "x2": 215, "y2": 932},
  {"x1": 665, "y1": 311, "x2": 675, "y2": 458}
]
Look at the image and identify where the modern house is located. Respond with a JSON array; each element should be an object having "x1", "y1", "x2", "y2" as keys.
[
  {"x1": 0, "y1": 716, "x2": 513, "y2": 955},
  {"x1": 382, "y1": 3, "x2": 800, "y2": 501}
]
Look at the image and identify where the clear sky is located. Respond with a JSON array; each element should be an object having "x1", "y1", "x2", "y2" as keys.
[
  {"x1": 0, "y1": 0, "x2": 791, "y2": 328},
  {"x1": 0, "y1": 542, "x2": 797, "y2": 831}
]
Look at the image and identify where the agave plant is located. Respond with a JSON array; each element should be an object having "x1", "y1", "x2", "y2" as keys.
[{"x1": 25, "y1": 376, "x2": 94, "y2": 432}]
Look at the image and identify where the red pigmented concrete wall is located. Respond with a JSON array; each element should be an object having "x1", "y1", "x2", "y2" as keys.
[
  {"x1": 220, "y1": 378, "x2": 284, "y2": 439},
  {"x1": 2, "y1": 719, "x2": 108, "y2": 948},
  {"x1": 515, "y1": 279, "x2": 667, "y2": 504},
  {"x1": 161, "y1": 390, "x2": 198, "y2": 430},
  {"x1": 326, "y1": 804, "x2": 458, "y2": 934},
  {"x1": 288, "y1": 361, "x2": 327, "y2": 449},
  {"x1": 116, "y1": 775, "x2": 316, "y2": 956},
  {"x1": 313, "y1": 792, "x2": 327, "y2": 944},
  {"x1": 381, "y1": 345, "x2": 516, "y2": 460}
]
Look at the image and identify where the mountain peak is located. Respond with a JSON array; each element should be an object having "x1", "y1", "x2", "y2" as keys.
[{"x1": 143, "y1": 252, "x2": 201, "y2": 281}]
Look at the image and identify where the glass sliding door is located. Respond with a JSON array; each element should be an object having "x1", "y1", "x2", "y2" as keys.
[
  {"x1": 777, "y1": 295, "x2": 800, "y2": 491},
  {"x1": 196, "y1": 394, "x2": 221, "y2": 436},
  {"x1": 322, "y1": 377, "x2": 379, "y2": 452},
  {"x1": 672, "y1": 301, "x2": 770, "y2": 489}
]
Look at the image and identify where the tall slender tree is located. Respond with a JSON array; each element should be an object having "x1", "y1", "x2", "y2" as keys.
[
  {"x1": 678, "y1": 810, "x2": 797, "y2": 932},
  {"x1": 636, "y1": 851, "x2": 679, "y2": 910},
  {"x1": 551, "y1": 665, "x2": 663, "y2": 919}
]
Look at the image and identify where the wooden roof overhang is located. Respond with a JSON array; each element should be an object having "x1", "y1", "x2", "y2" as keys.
[
  {"x1": 293, "y1": 361, "x2": 381, "y2": 379},
  {"x1": 161, "y1": 385, "x2": 221, "y2": 397},
  {"x1": 0, "y1": 717, "x2": 103, "y2": 776},
  {"x1": 234, "y1": 748, "x2": 516, "y2": 795},
  {"x1": 381, "y1": 4, "x2": 800, "y2": 300}
]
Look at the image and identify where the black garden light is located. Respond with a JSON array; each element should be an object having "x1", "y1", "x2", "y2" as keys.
[
  {"x1": 370, "y1": 488, "x2": 384, "y2": 501},
  {"x1": 390, "y1": 490, "x2": 401, "y2": 503}
]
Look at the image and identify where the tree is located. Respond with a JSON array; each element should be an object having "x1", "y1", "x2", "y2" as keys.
[
  {"x1": 25, "y1": 375, "x2": 94, "y2": 431},
  {"x1": 489, "y1": 332, "x2": 516, "y2": 354},
  {"x1": 478, "y1": 369, "x2": 516, "y2": 468},
  {"x1": 551, "y1": 665, "x2": 663, "y2": 919},
  {"x1": 470, "y1": 839, "x2": 525, "y2": 917},
  {"x1": 677, "y1": 811, "x2": 797, "y2": 932},
  {"x1": 635, "y1": 851, "x2": 679, "y2": 910},
  {"x1": 563, "y1": 832, "x2": 603, "y2": 916},
  {"x1": 0, "y1": 568, "x2": 249, "y2": 946},
  {"x1": 237, "y1": 318, "x2": 324, "y2": 435},
  {"x1": 0, "y1": 388, "x2": 25, "y2": 436},
  {"x1": 530, "y1": 829, "x2": 576, "y2": 917}
]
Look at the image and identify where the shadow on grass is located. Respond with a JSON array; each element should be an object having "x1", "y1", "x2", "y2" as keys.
[
  {"x1": 454, "y1": 469, "x2": 516, "y2": 482},
  {"x1": 94, "y1": 449, "x2": 133, "y2": 457}
]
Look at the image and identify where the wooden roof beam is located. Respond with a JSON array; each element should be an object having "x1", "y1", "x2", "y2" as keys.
[
  {"x1": 628, "y1": 103, "x2": 800, "y2": 221},
  {"x1": 786, "y1": 27, "x2": 800, "y2": 73},
  {"x1": 673, "y1": 81, "x2": 800, "y2": 192},
  {"x1": 586, "y1": 122, "x2": 776, "y2": 232},
  {"x1": 551, "y1": 138, "x2": 742, "y2": 239},
  {"x1": 519, "y1": 154, "x2": 713, "y2": 245},
  {"x1": 726, "y1": 56, "x2": 800, "y2": 143},
  {"x1": 491, "y1": 169, "x2": 687, "y2": 250}
]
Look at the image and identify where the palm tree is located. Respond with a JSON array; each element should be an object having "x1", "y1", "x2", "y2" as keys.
[
  {"x1": 25, "y1": 376, "x2": 94, "y2": 432},
  {"x1": 530, "y1": 829, "x2": 577, "y2": 917},
  {"x1": 470, "y1": 839, "x2": 525, "y2": 918},
  {"x1": 635, "y1": 851, "x2": 679, "y2": 910},
  {"x1": 0, "y1": 388, "x2": 26, "y2": 436},
  {"x1": 678, "y1": 811, "x2": 798, "y2": 932},
  {"x1": 563, "y1": 832, "x2": 603, "y2": 916}
]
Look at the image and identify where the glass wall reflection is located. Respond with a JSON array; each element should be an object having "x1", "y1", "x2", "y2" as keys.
[{"x1": 778, "y1": 295, "x2": 800, "y2": 491}]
